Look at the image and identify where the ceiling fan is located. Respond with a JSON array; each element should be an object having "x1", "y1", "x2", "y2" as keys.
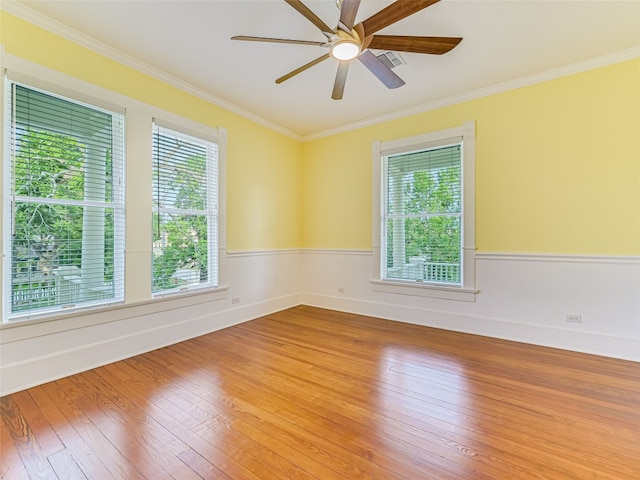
[{"x1": 231, "y1": 0, "x2": 462, "y2": 100}]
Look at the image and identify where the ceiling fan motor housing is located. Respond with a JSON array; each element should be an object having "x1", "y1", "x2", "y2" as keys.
[{"x1": 329, "y1": 29, "x2": 362, "y2": 60}]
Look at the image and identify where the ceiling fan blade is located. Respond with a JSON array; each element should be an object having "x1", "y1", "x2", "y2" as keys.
[
  {"x1": 276, "y1": 53, "x2": 331, "y2": 84},
  {"x1": 284, "y1": 0, "x2": 333, "y2": 33},
  {"x1": 332, "y1": 61, "x2": 350, "y2": 100},
  {"x1": 232, "y1": 36, "x2": 326, "y2": 47},
  {"x1": 368, "y1": 35, "x2": 462, "y2": 55},
  {"x1": 361, "y1": 0, "x2": 440, "y2": 36},
  {"x1": 339, "y1": 0, "x2": 361, "y2": 31},
  {"x1": 358, "y1": 50, "x2": 405, "y2": 89}
]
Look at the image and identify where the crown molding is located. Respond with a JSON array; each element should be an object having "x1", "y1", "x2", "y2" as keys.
[
  {"x1": 302, "y1": 45, "x2": 640, "y2": 142},
  {"x1": 0, "y1": 1, "x2": 302, "y2": 141},
  {"x1": 2, "y1": 1, "x2": 638, "y2": 143}
]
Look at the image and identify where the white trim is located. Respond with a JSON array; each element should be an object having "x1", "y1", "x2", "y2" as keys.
[
  {"x1": 13, "y1": 195, "x2": 120, "y2": 210},
  {"x1": 378, "y1": 128, "x2": 464, "y2": 155},
  {"x1": 0, "y1": 285, "x2": 229, "y2": 340},
  {"x1": 0, "y1": 0, "x2": 302, "y2": 141},
  {"x1": 301, "y1": 250, "x2": 638, "y2": 361},
  {"x1": 3, "y1": 1, "x2": 638, "y2": 142},
  {"x1": 5, "y1": 69, "x2": 127, "y2": 115},
  {"x1": 0, "y1": 292, "x2": 300, "y2": 396},
  {"x1": 300, "y1": 293, "x2": 640, "y2": 363},
  {"x1": 370, "y1": 279, "x2": 477, "y2": 302},
  {"x1": 152, "y1": 116, "x2": 219, "y2": 144},
  {"x1": 476, "y1": 252, "x2": 640, "y2": 265},
  {"x1": 372, "y1": 121, "x2": 476, "y2": 301},
  {"x1": 302, "y1": 46, "x2": 640, "y2": 141},
  {"x1": 461, "y1": 122, "x2": 476, "y2": 287},
  {"x1": 224, "y1": 249, "x2": 640, "y2": 264},
  {"x1": 2, "y1": 58, "x2": 11, "y2": 325}
]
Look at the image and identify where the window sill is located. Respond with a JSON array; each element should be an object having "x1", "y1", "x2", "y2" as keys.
[
  {"x1": 152, "y1": 284, "x2": 226, "y2": 300},
  {"x1": 370, "y1": 279, "x2": 477, "y2": 302},
  {"x1": 1, "y1": 285, "x2": 229, "y2": 343}
]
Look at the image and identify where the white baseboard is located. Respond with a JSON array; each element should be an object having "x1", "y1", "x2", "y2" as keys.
[
  {"x1": 3, "y1": 248, "x2": 638, "y2": 395},
  {"x1": 0, "y1": 293, "x2": 301, "y2": 396},
  {"x1": 300, "y1": 250, "x2": 639, "y2": 363},
  {"x1": 301, "y1": 293, "x2": 640, "y2": 362}
]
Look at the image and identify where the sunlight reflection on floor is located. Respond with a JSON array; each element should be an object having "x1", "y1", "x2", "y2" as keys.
[{"x1": 374, "y1": 345, "x2": 480, "y2": 477}]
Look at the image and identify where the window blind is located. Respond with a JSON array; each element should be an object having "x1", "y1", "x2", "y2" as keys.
[
  {"x1": 152, "y1": 123, "x2": 218, "y2": 294},
  {"x1": 383, "y1": 144, "x2": 462, "y2": 285},
  {"x1": 5, "y1": 81, "x2": 125, "y2": 321}
]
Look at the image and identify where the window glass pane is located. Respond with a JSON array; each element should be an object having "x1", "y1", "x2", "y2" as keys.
[
  {"x1": 14, "y1": 129, "x2": 85, "y2": 200},
  {"x1": 5, "y1": 82, "x2": 125, "y2": 321},
  {"x1": 152, "y1": 213, "x2": 209, "y2": 292},
  {"x1": 386, "y1": 217, "x2": 461, "y2": 284},
  {"x1": 387, "y1": 145, "x2": 461, "y2": 215},
  {"x1": 384, "y1": 144, "x2": 462, "y2": 285},
  {"x1": 153, "y1": 128, "x2": 209, "y2": 211},
  {"x1": 11, "y1": 204, "x2": 117, "y2": 312},
  {"x1": 152, "y1": 124, "x2": 217, "y2": 294},
  {"x1": 14, "y1": 86, "x2": 115, "y2": 203}
]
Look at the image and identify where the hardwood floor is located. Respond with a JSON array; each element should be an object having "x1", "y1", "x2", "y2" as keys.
[{"x1": 1, "y1": 305, "x2": 639, "y2": 479}]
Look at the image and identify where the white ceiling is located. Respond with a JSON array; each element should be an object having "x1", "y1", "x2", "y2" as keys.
[{"x1": 8, "y1": 0, "x2": 640, "y2": 138}]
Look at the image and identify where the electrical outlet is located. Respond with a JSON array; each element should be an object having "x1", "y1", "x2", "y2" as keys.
[
  {"x1": 566, "y1": 314, "x2": 582, "y2": 323},
  {"x1": 231, "y1": 297, "x2": 240, "y2": 305},
  {"x1": 337, "y1": 287, "x2": 345, "y2": 294}
]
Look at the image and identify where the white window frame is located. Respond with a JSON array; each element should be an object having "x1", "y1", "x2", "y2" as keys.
[
  {"x1": 151, "y1": 118, "x2": 221, "y2": 297},
  {"x1": 371, "y1": 121, "x2": 477, "y2": 302},
  {"x1": 0, "y1": 54, "x2": 228, "y2": 337},
  {"x1": 2, "y1": 75, "x2": 126, "y2": 321}
]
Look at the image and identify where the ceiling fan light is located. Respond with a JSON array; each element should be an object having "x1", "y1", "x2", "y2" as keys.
[{"x1": 331, "y1": 40, "x2": 360, "y2": 61}]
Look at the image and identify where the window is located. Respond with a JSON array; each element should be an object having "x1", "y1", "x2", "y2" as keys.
[
  {"x1": 385, "y1": 144, "x2": 462, "y2": 283},
  {"x1": 152, "y1": 122, "x2": 218, "y2": 294},
  {"x1": 3, "y1": 80, "x2": 125, "y2": 321},
  {"x1": 372, "y1": 121, "x2": 476, "y2": 301}
]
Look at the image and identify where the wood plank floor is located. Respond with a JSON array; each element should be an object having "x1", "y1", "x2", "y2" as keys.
[{"x1": 1, "y1": 305, "x2": 639, "y2": 480}]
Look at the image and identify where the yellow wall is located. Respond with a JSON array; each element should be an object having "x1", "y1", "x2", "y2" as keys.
[
  {"x1": 0, "y1": 12, "x2": 302, "y2": 252},
  {"x1": 2, "y1": 12, "x2": 639, "y2": 257},
  {"x1": 302, "y1": 59, "x2": 640, "y2": 255},
  {"x1": 226, "y1": 122, "x2": 302, "y2": 250}
]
